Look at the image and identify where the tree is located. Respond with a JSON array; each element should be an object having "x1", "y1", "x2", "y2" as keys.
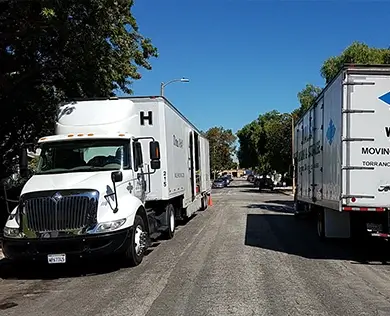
[
  {"x1": 0, "y1": 0, "x2": 158, "y2": 180},
  {"x1": 293, "y1": 84, "x2": 323, "y2": 121},
  {"x1": 293, "y1": 42, "x2": 390, "y2": 122},
  {"x1": 237, "y1": 110, "x2": 292, "y2": 174},
  {"x1": 203, "y1": 127, "x2": 236, "y2": 178},
  {"x1": 237, "y1": 120, "x2": 262, "y2": 169},
  {"x1": 321, "y1": 41, "x2": 390, "y2": 83}
]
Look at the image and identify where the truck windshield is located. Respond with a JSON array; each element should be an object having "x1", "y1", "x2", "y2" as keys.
[{"x1": 36, "y1": 139, "x2": 131, "y2": 175}]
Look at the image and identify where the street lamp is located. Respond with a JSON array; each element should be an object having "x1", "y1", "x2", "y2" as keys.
[{"x1": 160, "y1": 77, "x2": 190, "y2": 96}]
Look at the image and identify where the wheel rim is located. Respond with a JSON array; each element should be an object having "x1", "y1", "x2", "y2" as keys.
[
  {"x1": 169, "y1": 210, "x2": 175, "y2": 232},
  {"x1": 134, "y1": 225, "x2": 144, "y2": 256}
]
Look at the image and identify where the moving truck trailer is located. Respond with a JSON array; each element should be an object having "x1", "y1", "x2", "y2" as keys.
[
  {"x1": 293, "y1": 65, "x2": 390, "y2": 240},
  {"x1": 2, "y1": 96, "x2": 211, "y2": 266}
]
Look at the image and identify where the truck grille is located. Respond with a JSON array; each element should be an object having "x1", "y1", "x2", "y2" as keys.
[{"x1": 23, "y1": 191, "x2": 98, "y2": 232}]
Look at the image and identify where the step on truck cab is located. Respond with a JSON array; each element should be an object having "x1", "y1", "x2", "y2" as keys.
[
  {"x1": 293, "y1": 65, "x2": 390, "y2": 240},
  {"x1": 2, "y1": 96, "x2": 211, "y2": 266}
]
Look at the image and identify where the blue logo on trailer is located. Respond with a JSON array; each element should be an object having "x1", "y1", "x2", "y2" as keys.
[
  {"x1": 326, "y1": 119, "x2": 336, "y2": 145},
  {"x1": 379, "y1": 91, "x2": 390, "y2": 106}
]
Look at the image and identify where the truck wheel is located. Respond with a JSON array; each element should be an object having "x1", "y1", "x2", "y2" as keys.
[
  {"x1": 162, "y1": 204, "x2": 175, "y2": 240},
  {"x1": 201, "y1": 194, "x2": 208, "y2": 211},
  {"x1": 317, "y1": 210, "x2": 325, "y2": 240},
  {"x1": 124, "y1": 215, "x2": 147, "y2": 266}
]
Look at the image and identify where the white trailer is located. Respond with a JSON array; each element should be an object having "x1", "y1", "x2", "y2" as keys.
[
  {"x1": 2, "y1": 96, "x2": 211, "y2": 266},
  {"x1": 293, "y1": 65, "x2": 390, "y2": 240}
]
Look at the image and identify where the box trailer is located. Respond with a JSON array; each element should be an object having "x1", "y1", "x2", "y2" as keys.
[
  {"x1": 2, "y1": 96, "x2": 211, "y2": 266},
  {"x1": 293, "y1": 65, "x2": 390, "y2": 240}
]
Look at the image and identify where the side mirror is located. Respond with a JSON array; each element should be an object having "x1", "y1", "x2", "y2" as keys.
[
  {"x1": 111, "y1": 171, "x2": 123, "y2": 183},
  {"x1": 19, "y1": 148, "x2": 28, "y2": 178},
  {"x1": 151, "y1": 160, "x2": 161, "y2": 170},
  {"x1": 149, "y1": 141, "x2": 160, "y2": 160},
  {"x1": 149, "y1": 141, "x2": 161, "y2": 170}
]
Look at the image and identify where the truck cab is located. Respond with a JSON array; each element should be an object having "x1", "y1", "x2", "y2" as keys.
[
  {"x1": 2, "y1": 100, "x2": 164, "y2": 267},
  {"x1": 2, "y1": 97, "x2": 211, "y2": 267}
]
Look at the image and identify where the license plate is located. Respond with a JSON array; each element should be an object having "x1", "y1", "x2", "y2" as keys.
[{"x1": 47, "y1": 254, "x2": 66, "y2": 264}]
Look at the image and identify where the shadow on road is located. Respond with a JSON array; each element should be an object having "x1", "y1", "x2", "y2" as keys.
[
  {"x1": 240, "y1": 188, "x2": 281, "y2": 194},
  {"x1": 0, "y1": 212, "x2": 199, "y2": 280},
  {"x1": 263, "y1": 199, "x2": 295, "y2": 208},
  {"x1": 245, "y1": 213, "x2": 390, "y2": 264},
  {"x1": 0, "y1": 239, "x2": 162, "y2": 280},
  {"x1": 246, "y1": 203, "x2": 293, "y2": 213}
]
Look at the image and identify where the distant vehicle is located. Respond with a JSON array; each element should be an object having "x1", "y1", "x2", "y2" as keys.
[
  {"x1": 212, "y1": 178, "x2": 225, "y2": 189},
  {"x1": 220, "y1": 176, "x2": 230, "y2": 186},
  {"x1": 257, "y1": 176, "x2": 274, "y2": 192}
]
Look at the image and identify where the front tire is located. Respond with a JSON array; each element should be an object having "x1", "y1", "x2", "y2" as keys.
[
  {"x1": 162, "y1": 204, "x2": 175, "y2": 240},
  {"x1": 124, "y1": 215, "x2": 148, "y2": 266}
]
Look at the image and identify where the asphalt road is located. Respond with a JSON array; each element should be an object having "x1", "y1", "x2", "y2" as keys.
[{"x1": 1, "y1": 180, "x2": 390, "y2": 315}]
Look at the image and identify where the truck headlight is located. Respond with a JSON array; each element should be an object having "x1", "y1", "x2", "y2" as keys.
[
  {"x1": 94, "y1": 219, "x2": 126, "y2": 233},
  {"x1": 3, "y1": 227, "x2": 22, "y2": 238}
]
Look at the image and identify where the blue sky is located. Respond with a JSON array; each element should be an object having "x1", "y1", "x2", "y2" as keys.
[{"x1": 124, "y1": 0, "x2": 390, "y2": 134}]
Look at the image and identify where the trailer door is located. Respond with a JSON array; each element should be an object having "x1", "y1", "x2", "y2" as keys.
[{"x1": 343, "y1": 72, "x2": 390, "y2": 208}]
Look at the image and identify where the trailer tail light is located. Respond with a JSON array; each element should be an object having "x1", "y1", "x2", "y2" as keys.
[
  {"x1": 351, "y1": 197, "x2": 356, "y2": 203},
  {"x1": 88, "y1": 133, "x2": 94, "y2": 136},
  {"x1": 119, "y1": 133, "x2": 125, "y2": 136},
  {"x1": 77, "y1": 133, "x2": 84, "y2": 136},
  {"x1": 68, "y1": 134, "x2": 74, "y2": 137}
]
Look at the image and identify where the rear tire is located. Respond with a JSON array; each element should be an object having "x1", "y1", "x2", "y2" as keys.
[
  {"x1": 123, "y1": 215, "x2": 147, "y2": 266},
  {"x1": 201, "y1": 194, "x2": 208, "y2": 211}
]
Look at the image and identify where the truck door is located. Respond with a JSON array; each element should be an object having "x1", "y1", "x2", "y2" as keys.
[
  {"x1": 342, "y1": 73, "x2": 390, "y2": 208},
  {"x1": 132, "y1": 141, "x2": 146, "y2": 202},
  {"x1": 189, "y1": 131, "x2": 195, "y2": 200}
]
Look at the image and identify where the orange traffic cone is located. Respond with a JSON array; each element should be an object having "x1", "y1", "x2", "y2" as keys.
[{"x1": 208, "y1": 194, "x2": 213, "y2": 206}]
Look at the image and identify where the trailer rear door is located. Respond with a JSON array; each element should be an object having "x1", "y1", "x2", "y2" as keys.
[{"x1": 343, "y1": 71, "x2": 390, "y2": 208}]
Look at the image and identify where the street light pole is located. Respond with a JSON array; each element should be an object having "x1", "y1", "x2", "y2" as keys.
[{"x1": 160, "y1": 77, "x2": 189, "y2": 96}]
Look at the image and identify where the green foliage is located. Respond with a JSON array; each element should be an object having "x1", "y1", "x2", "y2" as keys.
[
  {"x1": 238, "y1": 42, "x2": 390, "y2": 177},
  {"x1": 237, "y1": 111, "x2": 292, "y2": 174},
  {"x1": 236, "y1": 121, "x2": 262, "y2": 169},
  {"x1": 204, "y1": 127, "x2": 236, "y2": 175},
  {"x1": 0, "y1": 0, "x2": 157, "y2": 180},
  {"x1": 294, "y1": 84, "x2": 323, "y2": 121},
  {"x1": 321, "y1": 41, "x2": 390, "y2": 83},
  {"x1": 293, "y1": 42, "x2": 390, "y2": 122}
]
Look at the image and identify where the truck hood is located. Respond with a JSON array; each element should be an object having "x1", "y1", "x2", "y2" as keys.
[{"x1": 21, "y1": 172, "x2": 114, "y2": 195}]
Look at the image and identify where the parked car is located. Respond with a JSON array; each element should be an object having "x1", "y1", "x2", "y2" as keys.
[
  {"x1": 212, "y1": 178, "x2": 225, "y2": 188},
  {"x1": 247, "y1": 174, "x2": 255, "y2": 182},
  {"x1": 258, "y1": 176, "x2": 274, "y2": 192},
  {"x1": 221, "y1": 176, "x2": 230, "y2": 186}
]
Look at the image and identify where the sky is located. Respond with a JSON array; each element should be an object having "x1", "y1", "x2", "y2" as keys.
[{"x1": 123, "y1": 0, "x2": 390, "y2": 134}]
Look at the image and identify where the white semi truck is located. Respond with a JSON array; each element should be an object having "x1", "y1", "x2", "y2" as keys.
[
  {"x1": 293, "y1": 65, "x2": 390, "y2": 240},
  {"x1": 2, "y1": 96, "x2": 211, "y2": 266}
]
